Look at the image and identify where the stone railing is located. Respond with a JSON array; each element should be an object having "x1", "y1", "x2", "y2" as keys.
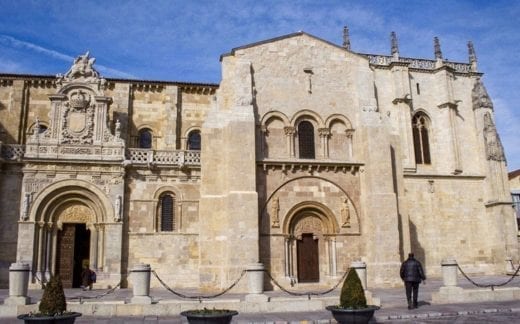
[
  {"x1": 1, "y1": 145, "x2": 201, "y2": 167},
  {"x1": 126, "y1": 149, "x2": 200, "y2": 167},
  {"x1": 363, "y1": 54, "x2": 472, "y2": 73}
]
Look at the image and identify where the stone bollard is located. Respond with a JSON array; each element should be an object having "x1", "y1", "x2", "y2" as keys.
[
  {"x1": 247, "y1": 262, "x2": 265, "y2": 294},
  {"x1": 130, "y1": 263, "x2": 152, "y2": 304},
  {"x1": 441, "y1": 258, "x2": 458, "y2": 287},
  {"x1": 350, "y1": 261, "x2": 367, "y2": 290},
  {"x1": 5, "y1": 262, "x2": 30, "y2": 305},
  {"x1": 245, "y1": 263, "x2": 268, "y2": 302}
]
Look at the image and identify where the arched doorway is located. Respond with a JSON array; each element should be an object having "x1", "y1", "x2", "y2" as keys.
[
  {"x1": 54, "y1": 204, "x2": 95, "y2": 288},
  {"x1": 283, "y1": 202, "x2": 338, "y2": 284},
  {"x1": 56, "y1": 223, "x2": 90, "y2": 287}
]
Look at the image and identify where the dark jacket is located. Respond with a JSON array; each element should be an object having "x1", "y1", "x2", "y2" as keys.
[{"x1": 400, "y1": 257, "x2": 426, "y2": 283}]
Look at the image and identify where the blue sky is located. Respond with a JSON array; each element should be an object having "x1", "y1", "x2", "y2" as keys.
[{"x1": 1, "y1": 0, "x2": 518, "y2": 171}]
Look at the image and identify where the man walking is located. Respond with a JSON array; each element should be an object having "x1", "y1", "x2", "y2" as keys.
[{"x1": 400, "y1": 253, "x2": 426, "y2": 309}]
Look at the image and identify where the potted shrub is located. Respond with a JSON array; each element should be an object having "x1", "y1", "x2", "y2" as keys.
[
  {"x1": 17, "y1": 275, "x2": 82, "y2": 324},
  {"x1": 326, "y1": 269, "x2": 379, "y2": 324},
  {"x1": 180, "y1": 307, "x2": 238, "y2": 324}
]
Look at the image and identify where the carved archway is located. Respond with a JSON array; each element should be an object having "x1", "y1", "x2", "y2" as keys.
[
  {"x1": 281, "y1": 202, "x2": 339, "y2": 283},
  {"x1": 29, "y1": 180, "x2": 111, "y2": 286}
]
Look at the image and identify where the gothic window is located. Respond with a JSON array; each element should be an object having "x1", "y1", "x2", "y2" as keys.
[
  {"x1": 187, "y1": 130, "x2": 201, "y2": 150},
  {"x1": 412, "y1": 113, "x2": 431, "y2": 164},
  {"x1": 298, "y1": 121, "x2": 315, "y2": 159},
  {"x1": 138, "y1": 128, "x2": 153, "y2": 149},
  {"x1": 158, "y1": 192, "x2": 175, "y2": 232}
]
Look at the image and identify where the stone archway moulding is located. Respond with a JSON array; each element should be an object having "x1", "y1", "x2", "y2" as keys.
[
  {"x1": 283, "y1": 201, "x2": 338, "y2": 236},
  {"x1": 29, "y1": 179, "x2": 113, "y2": 225},
  {"x1": 260, "y1": 175, "x2": 359, "y2": 223}
]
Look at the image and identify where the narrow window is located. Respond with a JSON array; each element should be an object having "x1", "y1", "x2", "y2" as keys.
[
  {"x1": 412, "y1": 113, "x2": 431, "y2": 165},
  {"x1": 187, "y1": 130, "x2": 201, "y2": 150},
  {"x1": 298, "y1": 121, "x2": 315, "y2": 159},
  {"x1": 138, "y1": 128, "x2": 153, "y2": 149},
  {"x1": 416, "y1": 83, "x2": 420, "y2": 95},
  {"x1": 159, "y1": 193, "x2": 175, "y2": 231}
]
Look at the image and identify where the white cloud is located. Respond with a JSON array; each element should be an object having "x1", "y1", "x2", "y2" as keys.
[{"x1": 0, "y1": 34, "x2": 137, "y2": 79}]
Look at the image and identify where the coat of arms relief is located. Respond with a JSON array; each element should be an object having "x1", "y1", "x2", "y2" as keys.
[{"x1": 61, "y1": 89, "x2": 95, "y2": 144}]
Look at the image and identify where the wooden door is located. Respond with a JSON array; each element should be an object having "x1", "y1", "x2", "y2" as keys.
[
  {"x1": 56, "y1": 224, "x2": 75, "y2": 288},
  {"x1": 297, "y1": 233, "x2": 319, "y2": 282}
]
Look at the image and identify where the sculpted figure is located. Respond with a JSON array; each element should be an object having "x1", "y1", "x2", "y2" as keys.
[
  {"x1": 21, "y1": 193, "x2": 31, "y2": 221},
  {"x1": 114, "y1": 195, "x2": 122, "y2": 222},
  {"x1": 271, "y1": 197, "x2": 280, "y2": 227},
  {"x1": 341, "y1": 198, "x2": 351, "y2": 227},
  {"x1": 64, "y1": 51, "x2": 99, "y2": 80}
]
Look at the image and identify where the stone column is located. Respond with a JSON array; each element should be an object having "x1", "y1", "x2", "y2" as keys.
[
  {"x1": 98, "y1": 225, "x2": 105, "y2": 270},
  {"x1": 284, "y1": 237, "x2": 290, "y2": 277},
  {"x1": 51, "y1": 227, "x2": 58, "y2": 274},
  {"x1": 5, "y1": 262, "x2": 30, "y2": 305},
  {"x1": 318, "y1": 128, "x2": 330, "y2": 159},
  {"x1": 130, "y1": 264, "x2": 152, "y2": 304},
  {"x1": 346, "y1": 129, "x2": 354, "y2": 160},
  {"x1": 351, "y1": 261, "x2": 367, "y2": 290},
  {"x1": 36, "y1": 221, "x2": 44, "y2": 281},
  {"x1": 441, "y1": 258, "x2": 458, "y2": 287},
  {"x1": 284, "y1": 126, "x2": 295, "y2": 158},
  {"x1": 330, "y1": 238, "x2": 337, "y2": 277},
  {"x1": 90, "y1": 225, "x2": 98, "y2": 270},
  {"x1": 44, "y1": 222, "x2": 52, "y2": 280}
]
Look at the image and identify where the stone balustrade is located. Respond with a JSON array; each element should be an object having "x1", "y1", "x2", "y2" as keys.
[{"x1": 0, "y1": 144, "x2": 201, "y2": 167}]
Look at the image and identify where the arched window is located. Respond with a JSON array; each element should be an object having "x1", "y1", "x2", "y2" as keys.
[
  {"x1": 158, "y1": 192, "x2": 175, "y2": 231},
  {"x1": 412, "y1": 113, "x2": 431, "y2": 164},
  {"x1": 138, "y1": 128, "x2": 153, "y2": 149},
  {"x1": 298, "y1": 121, "x2": 315, "y2": 159},
  {"x1": 187, "y1": 130, "x2": 201, "y2": 150}
]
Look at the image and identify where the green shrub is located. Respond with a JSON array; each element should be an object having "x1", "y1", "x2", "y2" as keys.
[
  {"x1": 39, "y1": 275, "x2": 67, "y2": 315},
  {"x1": 339, "y1": 269, "x2": 367, "y2": 309}
]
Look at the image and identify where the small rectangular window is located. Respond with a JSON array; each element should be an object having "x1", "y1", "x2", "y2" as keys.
[{"x1": 416, "y1": 83, "x2": 420, "y2": 95}]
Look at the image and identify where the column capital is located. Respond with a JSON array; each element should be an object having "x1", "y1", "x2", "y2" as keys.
[{"x1": 284, "y1": 126, "x2": 295, "y2": 136}]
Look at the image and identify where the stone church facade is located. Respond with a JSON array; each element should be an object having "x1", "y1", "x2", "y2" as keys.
[{"x1": 0, "y1": 31, "x2": 517, "y2": 291}]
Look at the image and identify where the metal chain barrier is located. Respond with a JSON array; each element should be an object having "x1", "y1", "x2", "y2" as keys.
[
  {"x1": 457, "y1": 263, "x2": 520, "y2": 290},
  {"x1": 151, "y1": 269, "x2": 246, "y2": 302},
  {"x1": 263, "y1": 268, "x2": 349, "y2": 299},
  {"x1": 68, "y1": 271, "x2": 130, "y2": 302}
]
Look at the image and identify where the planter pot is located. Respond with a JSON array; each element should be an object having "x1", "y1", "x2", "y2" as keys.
[
  {"x1": 326, "y1": 305, "x2": 379, "y2": 324},
  {"x1": 17, "y1": 312, "x2": 82, "y2": 324},
  {"x1": 180, "y1": 309, "x2": 238, "y2": 324}
]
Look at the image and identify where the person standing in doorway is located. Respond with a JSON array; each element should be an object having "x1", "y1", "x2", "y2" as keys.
[{"x1": 400, "y1": 253, "x2": 426, "y2": 309}]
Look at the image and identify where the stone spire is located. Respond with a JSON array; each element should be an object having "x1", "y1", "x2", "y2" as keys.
[
  {"x1": 342, "y1": 26, "x2": 351, "y2": 50},
  {"x1": 434, "y1": 37, "x2": 443, "y2": 60},
  {"x1": 468, "y1": 41, "x2": 478, "y2": 71},
  {"x1": 390, "y1": 31, "x2": 399, "y2": 59}
]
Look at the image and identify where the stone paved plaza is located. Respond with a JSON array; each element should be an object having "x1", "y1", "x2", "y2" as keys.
[{"x1": 1, "y1": 274, "x2": 519, "y2": 323}]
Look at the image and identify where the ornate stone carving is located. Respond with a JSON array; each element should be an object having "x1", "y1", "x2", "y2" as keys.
[
  {"x1": 294, "y1": 216, "x2": 322, "y2": 239},
  {"x1": 472, "y1": 78, "x2": 493, "y2": 111},
  {"x1": 271, "y1": 197, "x2": 280, "y2": 228},
  {"x1": 341, "y1": 198, "x2": 351, "y2": 227},
  {"x1": 483, "y1": 112, "x2": 506, "y2": 162},
  {"x1": 60, "y1": 51, "x2": 100, "y2": 82},
  {"x1": 318, "y1": 128, "x2": 330, "y2": 138},
  {"x1": 21, "y1": 193, "x2": 32, "y2": 221},
  {"x1": 56, "y1": 204, "x2": 94, "y2": 229},
  {"x1": 61, "y1": 90, "x2": 95, "y2": 144},
  {"x1": 284, "y1": 126, "x2": 295, "y2": 136},
  {"x1": 114, "y1": 194, "x2": 122, "y2": 222}
]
